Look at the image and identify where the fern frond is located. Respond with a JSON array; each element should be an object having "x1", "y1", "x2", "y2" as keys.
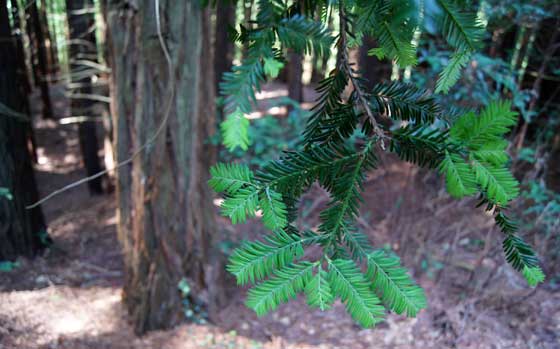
[
  {"x1": 470, "y1": 158, "x2": 519, "y2": 205},
  {"x1": 367, "y1": 250, "x2": 427, "y2": 317},
  {"x1": 209, "y1": 163, "x2": 256, "y2": 194},
  {"x1": 436, "y1": 0, "x2": 484, "y2": 52},
  {"x1": 522, "y1": 266, "x2": 545, "y2": 287},
  {"x1": 439, "y1": 151, "x2": 477, "y2": 198},
  {"x1": 305, "y1": 267, "x2": 335, "y2": 310},
  {"x1": 228, "y1": 230, "x2": 318, "y2": 285},
  {"x1": 259, "y1": 187, "x2": 288, "y2": 230},
  {"x1": 503, "y1": 234, "x2": 540, "y2": 271},
  {"x1": 277, "y1": 14, "x2": 334, "y2": 57},
  {"x1": 435, "y1": 50, "x2": 471, "y2": 94},
  {"x1": 328, "y1": 258, "x2": 385, "y2": 327},
  {"x1": 370, "y1": 82, "x2": 440, "y2": 124},
  {"x1": 376, "y1": 20, "x2": 417, "y2": 67},
  {"x1": 471, "y1": 141, "x2": 509, "y2": 166},
  {"x1": 344, "y1": 230, "x2": 373, "y2": 261},
  {"x1": 319, "y1": 142, "x2": 377, "y2": 239},
  {"x1": 304, "y1": 68, "x2": 349, "y2": 144},
  {"x1": 246, "y1": 262, "x2": 315, "y2": 316},
  {"x1": 220, "y1": 108, "x2": 251, "y2": 151},
  {"x1": 450, "y1": 100, "x2": 517, "y2": 149},
  {"x1": 220, "y1": 187, "x2": 260, "y2": 224},
  {"x1": 259, "y1": 143, "x2": 360, "y2": 197},
  {"x1": 390, "y1": 125, "x2": 448, "y2": 168}
]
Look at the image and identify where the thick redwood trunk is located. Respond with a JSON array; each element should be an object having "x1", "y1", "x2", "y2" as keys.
[
  {"x1": 66, "y1": 0, "x2": 105, "y2": 195},
  {"x1": 26, "y1": 1, "x2": 54, "y2": 119},
  {"x1": 107, "y1": 0, "x2": 223, "y2": 334},
  {"x1": 0, "y1": 0, "x2": 47, "y2": 260}
]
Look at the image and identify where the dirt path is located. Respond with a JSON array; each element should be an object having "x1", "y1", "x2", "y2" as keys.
[{"x1": 1, "y1": 84, "x2": 559, "y2": 349}]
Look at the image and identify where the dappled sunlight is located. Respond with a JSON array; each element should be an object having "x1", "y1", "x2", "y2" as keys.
[{"x1": 256, "y1": 88, "x2": 288, "y2": 100}]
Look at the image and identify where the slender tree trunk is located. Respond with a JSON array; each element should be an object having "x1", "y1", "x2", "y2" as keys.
[
  {"x1": 39, "y1": 0, "x2": 57, "y2": 73},
  {"x1": 26, "y1": 1, "x2": 54, "y2": 119},
  {"x1": 9, "y1": 0, "x2": 38, "y2": 163},
  {"x1": 0, "y1": 0, "x2": 48, "y2": 260},
  {"x1": 107, "y1": 0, "x2": 224, "y2": 334},
  {"x1": 242, "y1": 0, "x2": 253, "y2": 58},
  {"x1": 214, "y1": 1, "x2": 236, "y2": 95},
  {"x1": 287, "y1": 51, "x2": 303, "y2": 103},
  {"x1": 66, "y1": 0, "x2": 105, "y2": 194}
]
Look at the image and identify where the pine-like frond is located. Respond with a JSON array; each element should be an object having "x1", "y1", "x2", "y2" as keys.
[
  {"x1": 220, "y1": 187, "x2": 260, "y2": 224},
  {"x1": 327, "y1": 258, "x2": 385, "y2": 327},
  {"x1": 246, "y1": 262, "x2": 315, "y2": 316},
  {"x1": 370, "y1": 82, "x2": 440, "y2": 124},
  {"x1": 522, "y1": 266, "x2": 545, "y2": 287},
  {"x1": 209, "y1": 163, "x2": 256, "y2": 194},
  {"x1": 470, "y1": 158, "x2": 519, "y2": 205},
  {"x1": 304, "y1": 68, "x2": 349, "y2": 144},
  {"x1": 450, "y1": 100, "x2": 517, "y2": 149},
  {"x1": 494, "y1": 213, "x2": 544, "y2": 286},
  {"x1": 220, "y1": 108, "x2": 251, "y2": 151},
  {"x1": 259, "y1": 187, "x2": 288, "y2": 230},
  {"x1": 503, "y1": 234, "x2": 540, "y2": 271},
  {"x1": 436, "y1": 0, "x2": 484, "y2": 52},
  {"x1": 277, "y1": 14, "x2": 334, "y2": 57},
  {"x1": 305, "y1": 267, "x2": 335, "y2": 310},
  {"x1": 471, "y1": 141, "x2": 509, "y2": 166},
  {"x1": 258, "y1": 143, "x2": 360, "y2": 197},
  {"x1": 366, "y1": 250, "x2": 427, "y2": 317},
  {"x1": 375, "y1": 20, "x2": 417, "y2": 67},
  {"x1": 439, "y1": 151, "x2": 477, "y2": 198},
  {"x1": 319, "y1": 142, "x2": 377, "y2": 239},
  {"x1": 227, "y1": 230, "x2": 318, "y2": 285},
  {"x1": 435, "y1": 50, "x2": 471, "y2": 94},
  {"x1": 390, "y1": 125, "x2": 448, "y2": 168},
  {"x1": 344, "y1": 230, "x2": 373, "y2": 261}
]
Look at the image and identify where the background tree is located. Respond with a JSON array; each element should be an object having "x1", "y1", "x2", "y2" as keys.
[
  {"x1": 106, "y1": 0, "x2": 223, "y2": 334},
  {"x1": 66, "y1": 0, "x2": 105, "y2": 194},
  {"x1": 0, "y1": 0, "x2": 48, "y2": 260},
  {"x1": 25, "y1": 0, "x2": 54, "y2": 119}
]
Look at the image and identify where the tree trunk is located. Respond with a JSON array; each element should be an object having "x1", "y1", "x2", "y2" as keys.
[
  {"x1": 66, "y1": 0, "x2": 105, "y2": 195},
  {"x1": 287, "y1": 51, "x2": 303, "y2": 103},
  {"x1": 39, "y1": 0, "x2": 57, "y2": 73},
  {"x1": 359, "y1": 36, "x2": 392, "y2": 88},
  {"x1": 106, "y1": 0, "x2": 223, "y2": 334},
  {"x1": 9, "y1": 0, "x2": 38, "y2": 163},
  {"x1": 26, "y1": 1, "x2": 54, "y2": 119},
  {"x1": 214, "y1": 1, "x2": 236, "y2": 95},
  {"x1": 0, "y1": 0, "x2": 48, "y2": 260}
]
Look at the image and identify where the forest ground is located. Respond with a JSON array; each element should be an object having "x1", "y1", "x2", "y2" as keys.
[{"x1": 0, "y1": 84, "x2": 559, "y2": 349}]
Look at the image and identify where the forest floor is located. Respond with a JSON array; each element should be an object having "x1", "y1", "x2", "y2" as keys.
[{"x1": 1, "y1": 83, "x2": 559, "y2": 349}]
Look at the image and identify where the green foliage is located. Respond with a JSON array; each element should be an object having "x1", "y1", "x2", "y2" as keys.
[
  {"x1": 305, "y1": 267, "x2": 335, "y2": 310},
  {"x1": 432, "y1": 0, "x2": 485, "y2": 93},
  {"x1": 228, "y1": 230, "x2": 318, "y2": 285},
  {"x1": 370, "y1": 82, "x2": 440, "y2": 124},
  {"x1": 246, "y1": 262, "x2": 315, "y2": 316},
  {"x1": 327, "y1": 258, "x2": 385, "y2": 327},
  {"x1": 367, "y1": 250, "x2": 427, "y2": 317},
  {"x1": 212, "y1": 0, "x2": 545, "y2": 329},
  {"x1": 209, "y1": 163, "x2": 255, "y2": 194},
  {"x1": 221, "y1": 109, "x2": 251, "y2": 151},
  {"x1": 0, "y1": 187, "x2": 13, "y2": 200},
  {"x1": 435, "y1": 51, "x2": 471, "y2": 94}
]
